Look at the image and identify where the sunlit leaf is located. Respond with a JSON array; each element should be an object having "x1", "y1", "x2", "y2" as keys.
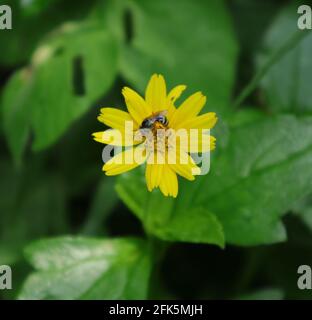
[
  {"x1": 19, "y1": 237, "x2": 151, "y2": 300},
  {"x1": 0, "y1": 0, "x2": 94, "y2": 65},
  {"x1": 117, "y1": 112, "x2": 312, "y2": 246}
]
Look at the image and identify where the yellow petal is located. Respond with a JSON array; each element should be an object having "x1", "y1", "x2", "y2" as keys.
[
  {"x1": 167, "y1": 85, "x2": 187, "y2": 104},
  {"x1": 145, "y1": 74, "x2": 167, "y2": 113},
  {"x1": 145, "y1": 163, "x2": 153, "y2": 192},
  {"x1": 169, "y1": 152, "x2": 200, "y2": 180},
  {"x1": 178, "y1": 132, "x2": 216, "y2": 153},
  {"x1": 180, "y1": 112, "x2": 218, "y2": 129},
  {"x1": 98, "y1": 108, "x2": 136, "y2": 131},
  {"x1": 145, "y1": 163, "x2": 163, "y2": 191},
  {"x1": 166, "y1": 84, "x2": 187, "y2": 121},
  {"x1": 103, "y1": 144, "x2": 146, "y2": 176},
  {"x1": 122, "y1": 87, "x2": 153, "y2": 125},
  {"x1": 92, "y1": 129, "x2": 143, "y2": 146},
  {"x1": 170, "y1": 92, "x2": 206, "y2": 129},
  {"x1": 159, "y1": 177, "x2": 168, "y2": 196},
  {"x1": 159, "y1": 165, "x2": 178, "y2": 197}
]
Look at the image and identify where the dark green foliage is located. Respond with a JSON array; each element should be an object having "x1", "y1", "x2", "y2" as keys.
[{"x1": 0, "y1": 0, "x2": 312, "y2": 300}]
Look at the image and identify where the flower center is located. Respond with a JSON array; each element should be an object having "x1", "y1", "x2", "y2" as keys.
[{"x1": 142, "y1": 130, "x2": 177, "y2": 164}]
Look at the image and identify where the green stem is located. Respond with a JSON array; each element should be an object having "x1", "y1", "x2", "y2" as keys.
[
  {"x1": 233, "y1": 30, "x2": 310, "y2": 108},
  {"x1": 147, "y1": 235, "x2": 170, "y2": 299}
]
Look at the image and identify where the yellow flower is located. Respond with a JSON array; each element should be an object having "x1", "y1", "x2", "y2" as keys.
[{"x1": 92, "y1": 74, "x2": 217, "y2": 198}]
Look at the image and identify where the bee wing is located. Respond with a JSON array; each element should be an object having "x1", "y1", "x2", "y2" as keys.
[{"x1": 158, "y1": 110, "x2": 168, "y2": 116}]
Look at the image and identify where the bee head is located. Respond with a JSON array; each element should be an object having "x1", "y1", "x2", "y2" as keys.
[{"x1": 141, "y1": 118, "x2": 154, "y2": 129}]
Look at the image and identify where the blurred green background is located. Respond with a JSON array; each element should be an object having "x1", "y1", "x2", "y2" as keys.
[{"x1": 1, "y1": 0, "x2": 312, "y2": 300}]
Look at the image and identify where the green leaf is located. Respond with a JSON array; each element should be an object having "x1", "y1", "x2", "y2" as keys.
[
  {"x1": 1, "y1": 22, "x2": 117, "y2": 161},
  {"x1": 120, "y1": 0, "x2": 238, "y2": 116},
  {"x1": 20, "y1": 0, "x2": 62, "y2": 16},
  {"x1": 19, "y1": 237, "x2": 151, "y2": 300},
  {"x1": 0, "y1": 0, "x2": 95, "y2": 66},
  {"x1": 150, "y1": 207, "x2": 224, "y2": 246},
  {"x1": 195, "y1": 113, "x2": 312, "y2": 245},
  {"x1": 257, "y1": 1, "x2": 312, "y2": 113},
  {"x1": 117, "y1": 113, "x2": 312, "y2": 246},
  {"x1": 116, "y1": 171, "x2": 225, "y2": 248},
  {"x1": 291, "y1": 195, "x2": 312, "y2": 234},
  {"x1": 0, "y1": 70, "x2": 31, "y2": 162}
]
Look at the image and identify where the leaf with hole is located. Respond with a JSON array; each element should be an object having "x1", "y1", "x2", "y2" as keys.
[{"x1": 1, "y1": 22, "x2": 118, "y2": 161}]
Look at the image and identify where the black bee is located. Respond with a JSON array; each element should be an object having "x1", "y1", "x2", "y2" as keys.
[{"x1": 140, "y1": 111, "x2": 168, "y2": 129}]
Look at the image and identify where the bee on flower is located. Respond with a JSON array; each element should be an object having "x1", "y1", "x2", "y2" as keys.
[{"x1": 92, "y1": 74, "x2": 217, "y2": 198}]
